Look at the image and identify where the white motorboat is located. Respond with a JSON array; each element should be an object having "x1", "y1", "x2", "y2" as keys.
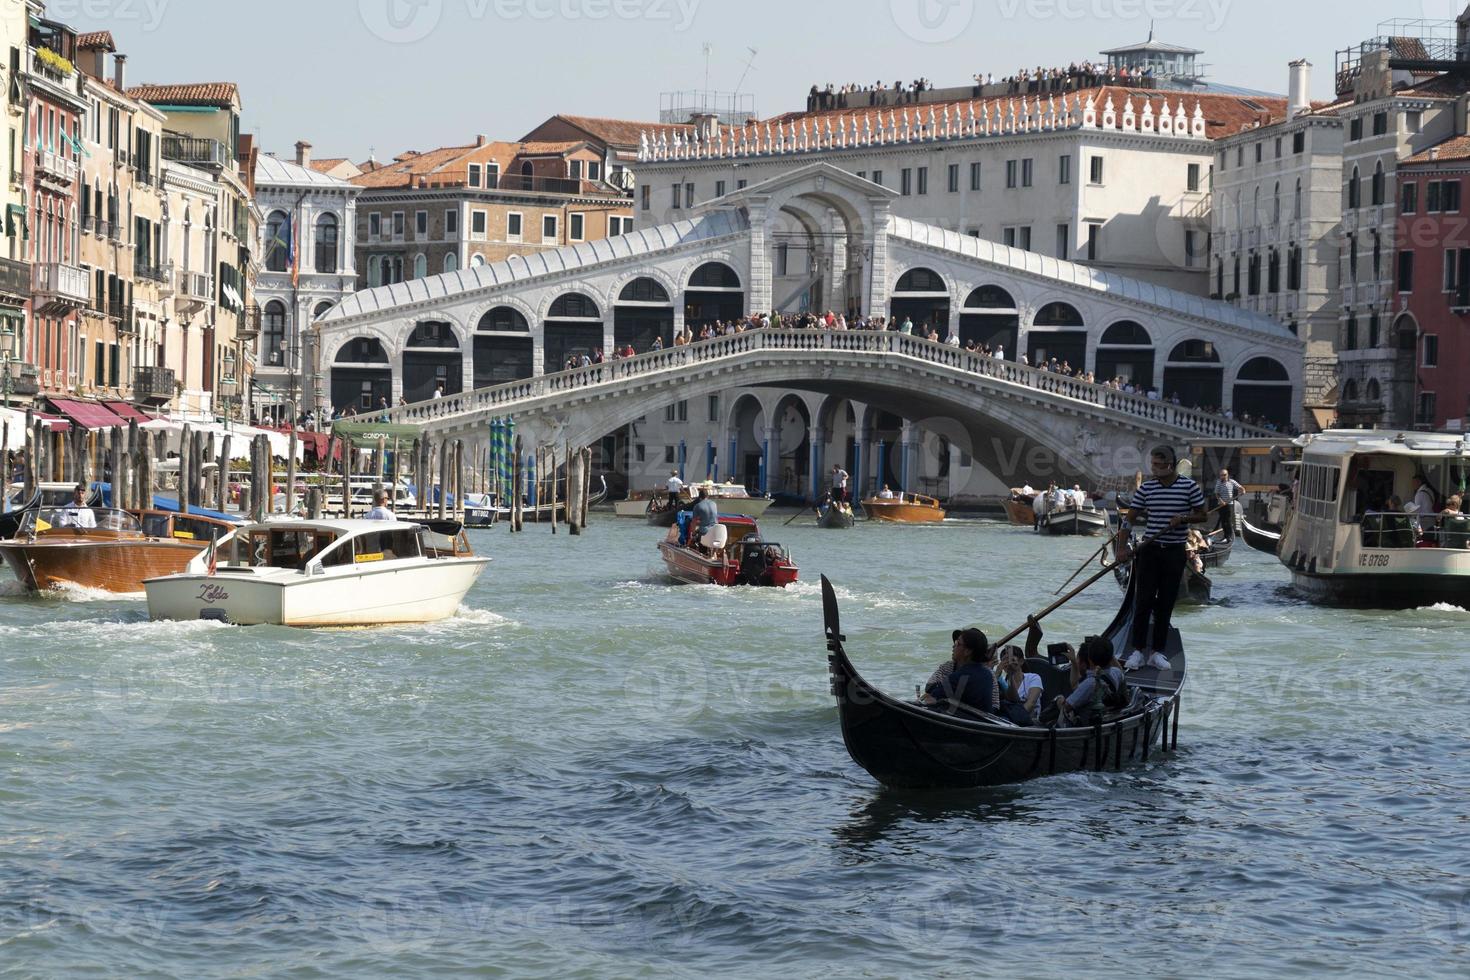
[{"x1": 143, "y1": 517, "x2": 489, "y2": 626}]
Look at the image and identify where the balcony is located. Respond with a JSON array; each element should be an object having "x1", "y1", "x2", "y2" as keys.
[
  {"x1": 115, "y1": 304, "x2": 137, "y2": 334},
  {"x1": 4, "y1": 361, "x2": 39, "y2": 398},
  {"x1": 31, "y1": 262, "x2": 89, "y2": 313},
  {"x1": 135, "y1": 261, "x2": 167, "y2": 285},
  {"x1": 29, "y1": 48, "x2": 74, "y2": 87},
  {"x1": 35, "y1": 149, "x2": 78, "y2": 190},
  {"x1": 239, "y1": 304, "x2": 261, "y2": 339},
  {"x1": 173, "y1": 268, "x2": 214, "y2": 316},
  {"x1": 133, "y1": 365, "x2": 176, "y2": 406},
  {"x1": 162, "y1": 135, "x2": 229, "y2": 169},
  {"x1": 0, "y1": 256, "x2": 29, "y2": 303}
]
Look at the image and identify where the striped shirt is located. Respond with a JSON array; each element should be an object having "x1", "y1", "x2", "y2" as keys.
[
  {"x1": 1213, "y1": 477, "x2": 1244, "y2": 503},
  {"x1": 1131, "y1": 476, "x2": 1205, "y2": 544}
]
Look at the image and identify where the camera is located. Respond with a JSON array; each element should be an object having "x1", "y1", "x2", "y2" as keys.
[{"x1": 1046, "y1": 642, "x2": 1069, "y2": 657}]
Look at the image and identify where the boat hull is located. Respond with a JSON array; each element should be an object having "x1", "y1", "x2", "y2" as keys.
[
  {"x1": 862, "y1": 500, "x2": 946, "y2": 523},
  {"x1": 1038, "y1": 508, "x2": 1109, "y2": 536},
  {"x1": 613, "y1": 499, "x2": 652, "y2": 518},
  {"x1": 0, "y1": 537, "x2": 206, "y2": 593},
  {"x1": 144, "y1": 558, "x2": 489, "y2": 626},
  {"x1": 1240, "y1": 518, "x2": 1281, "y2": 556},
  {"x1": 656, "y1": 540, "x2": 798, "y2": 587},
  {"x1": 1002, "y1": 498, "x2": 1035, "y2": 526},
  {"x1": 1286, "y1": 569, "x2": 1470, "y2": 609},
  {"x1": 817, "y1": 506, "x2": 855, "y2": 529}
]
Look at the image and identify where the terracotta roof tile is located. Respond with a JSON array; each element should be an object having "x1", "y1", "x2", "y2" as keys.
[
  {"x1": 349, "y1": 144, "x2": 475, "y2": 188},
  {"x1": 308, "y1": 158, "x2": 349, "y2": 172},
  {"x1": 535, "y1": 114, "x2": 696, "y2": 147},
  {"x1": 77, "y1": 31, "x2": 115, "y2": 50},
  {"x1": 127, "y1": 82, "x2": 240, "y2": 108},
  {"x1": 1404, "y1": 134, "x2": 1470, "y2": 165}
]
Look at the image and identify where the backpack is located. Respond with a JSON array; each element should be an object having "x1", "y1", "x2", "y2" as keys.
[{"x1": 1095, "y1": 671, "x2": 1130, "y2": 712}]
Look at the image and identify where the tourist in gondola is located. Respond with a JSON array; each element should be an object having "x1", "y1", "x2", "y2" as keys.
[
  {"x1": 1051, "y1": 637, "x2": 1126, "y2": 725},
  {"x1": 997, "y1": 645, "x2": 1044, "y2": 724},
  {"x1": 1120, "y1": 445, "x2": 1206, "y2": 671},
  {"x1": 920, "y1": 627, "x2": 995, "y2": 714}
]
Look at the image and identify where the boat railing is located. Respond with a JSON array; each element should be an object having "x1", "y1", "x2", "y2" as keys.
[{"x1": 1359, "y1": 511, "x2": 1419, "y2": 549}]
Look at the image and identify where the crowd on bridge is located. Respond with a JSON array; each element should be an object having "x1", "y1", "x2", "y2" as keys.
[{"x1": 803, "y1": 60, "x2": 1163, "y2": 113}]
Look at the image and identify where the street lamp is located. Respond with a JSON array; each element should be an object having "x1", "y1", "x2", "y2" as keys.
[
  {"x1": 279, "y1": 338, "x2": 300, "y2": 427},
  {"x1": 0, "y1": 318, "x2": 15, "y2": 409}
]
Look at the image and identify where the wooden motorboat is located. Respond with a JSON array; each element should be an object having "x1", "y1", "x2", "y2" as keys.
[
  {"x1": 817, "y1": 500, "x2": 855, "y2": 528},
  {"x1": 1, "y1": 482, "x2": 102, "y2": 539},
  {"x1": 1037, "y1": 505, "x2": 1110, "y2": 536},
  {"x1": 0, "y1": 506, "x2": 238, "y2": 593},
  {"x1": 861, "y1": 493, "x2": 946, "y2": 524},
  {"x1": 614, "y1": 488, "x2": 659, "y2": 518},
  {"x1": 1241, "y1": 517, "x2": 1281, "y2": 555},
  {"x1": 647, "y1": 481, "x2": 771, "y2": 525},
  {"x1": 1002, "y1": 492, "x2": 1035, "y2": 527},
  {"x1": 822, "y1": 573, "x2": 1184, "y2": 789},
  {"x1": 656, "y1": 514, "x2": 798, "y2": 587},
  {"x1": 144, "y1": 518, "x2": 489, "y2": 626}
]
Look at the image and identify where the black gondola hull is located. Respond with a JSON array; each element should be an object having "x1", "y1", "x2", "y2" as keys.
[
  {"x1": 817, "y1": 507, "x2": 855, "y2": 529},
  {"x1": 1240, "y1": 518, "x2": 1281, "y2": 556}
]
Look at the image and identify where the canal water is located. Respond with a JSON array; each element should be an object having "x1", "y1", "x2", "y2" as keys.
[{"x1": 1, "y1": 515, "x2": 1467, "y2": 977}]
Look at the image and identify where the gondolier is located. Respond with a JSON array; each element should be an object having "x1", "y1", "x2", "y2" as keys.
[
  {"x1": 1121, "y1": 445, "x2": 1206, "y2": 671},
  {"x1": 1212, "y1": 468, "x2": 1244, "y2": 540},
  {"x1": 830, "y1": 464, "x2": 850, "y2": 503}
]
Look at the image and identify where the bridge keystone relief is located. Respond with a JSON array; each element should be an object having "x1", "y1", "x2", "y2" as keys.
[{"x1": 317, "y1": 163, "x2": 1302, "y2": 494}]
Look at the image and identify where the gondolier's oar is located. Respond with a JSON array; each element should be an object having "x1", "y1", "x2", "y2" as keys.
[{"x1": 784, "y1": 502, "x2": 819, "y2": 526}]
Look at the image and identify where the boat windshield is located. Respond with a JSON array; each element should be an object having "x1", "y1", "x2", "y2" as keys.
[
  {"x1": 234, "y1": 528, "x2": 343, "y2": 570},
  {"x1": 352, "y1": 527, "x2": 423, "y2": 564},
  {"x1": 21, "y1": 507, "x2": 140, "y2": 535}
]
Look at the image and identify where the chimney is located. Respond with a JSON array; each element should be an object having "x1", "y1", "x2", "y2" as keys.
[
  {"x1": 476, "y1": 134, "x2": 487, "y2": 147},
  {"x1": 1287, "y1": 59, "x2": 1310, "y2": 119},
  {"x1": 690, "y1": 112, "x2": 720, "y2": 141},
  {"x1": 1458, "y1": 93, "x2": 1470, "y2": 136},
  {"x1": 295, "y1": 140, "x2": 312, "y2": 167}
]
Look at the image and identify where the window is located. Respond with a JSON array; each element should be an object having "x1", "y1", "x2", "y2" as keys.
[
  {"x1": 708, "y1": 395, "x2": 719, "y2": 422},
  {"x1": 1405, "y1": 111, "x2": 1422, "y2": 134},
  {"x1": 368, "y1": 213, "x2": 381, "y2": 239},
  {"x1": 664, "y1": 446, "x2": 675, "y2": 464},
  {"x1": 1443, "y1": 249, "x2": 1457, "y2": 292},
  {"x1": 1236, "y1": 146, "x2": 1243, "y2": 166},
  {"x1": 1348, "y1": 168, "x2": 1360, "y2": 209},
  {"x1": 663, "y1": 400, "x2": 688, "y2": 422},
  {"x1": 392, "y1": 212, "x2": 405, "y2": 239},
  {"x1": 1428, "y1": 180, "x2": 1442, "y2": 213},
  {"x1": 568, "y1": 160, "x2": 583, "y2": 180},
  {"x1": 1021, "y1": 159, "x2": 1033, "y2": 187},
  {"x1": 415, "y1": 210, "x2": 428, "y2": 236},
  {"x1": 1059, "y1": 155, "x2": 1071, "y2": 185},
  {"x1": 684, "y1": 182, "x2": 694, "y2": 206},
  {"x1": 1402, "y1": 182, "x2": 1417, "y2": 215},
  {"x1": 1417, "y1": 392, "x2": 1437, "y2": 425},
  {"x1": 1288, "y1": 246, "x2": 1302, "y2": 291},
  {"x1": 1255, "y1": 143, "x2": 1262, "y2": 163},
  {"x1": 588, "y1": 161, "x2": 601, "y2": 181},
  {"x1": 1267, "y1": 248, "x2": 1279, "y2": 292},
  {"x1": 969, "y1": 161, "x2": 981, "y2": 191},
  {"x1": 1423, "y1": 334, "x2": 1438, "y2": 367},
  {"x1": 641, "y1": 184, "x2": 650, "y2": 211},
  {"x1": 1274, "y1": 137, "x2": 1282, "y2": 158},
  {"x1": 635, "y1": 444, "x2": 645, "y2": 463},
  {"x1": 871, "y1": 170, "x2": 883, "y2": 187},
  {"x1": 1005, "y1": 160, "x2": 1017, "y2": 188},
  {"x1": 672, "y1": 184, "x2": 682, "y2": 209},
  {"x1": 413, "y1": 253, "x2": 427, "y2": 279},
  {"x1": 1372, "y1": 111, "x2": 1388, "y2": 136},
  {"x1": 315, "y1": 214, "x2": 339, "y2": 274},
  {"x1": 542, "y1": 214, "x2": 558, "y2": 242},
  {"x1": 900, "y1": 168, "x2": 912, "y2": 195},
  {"x1": 569, "y1": 213, "x2": 584, "y2": 241},
  {"x1": 608, "y1": 215, "x2": 633, "y2": 236},
  {"x1": 1056, "y1": 224, "x2": 1069, "y2": 259},
  {"x1": 468, "y1": 163, "x2": 482, "y2": 187},
  {"x1": 1186, "y1": 163, "x2": 1200, "y2": 192},
  {"x1": 1293, "y1": 131, "x2": 1305, "y2": 154},
  {"x1": 715, "y1": 180, "x2": 725, "y2": 197},
  {"x1": 917, "y1": 166, "x2": 928, "y2": 195},
  {"x1": 1349, "y1": 116, "x2": 1362, "y2": 141},
  {"x1": 1089, "y1": 155, "x2": 1103, "y2": 184},
  {"x1": 1002, "y1": 225, "x2": 1031, "y2": 250},
  {"x1": 1371, "y1": 163, "x2": 1384, "y2": 206},
  {"x1": 1446, "y1": 180, "x2": 1462, "y2": 213},
  {"x1": 507, "y1": 212, "x2": 522, "y2": 240},
  {"x1": 485, "y1": 163, "x2": 499, "y2": 186},
  {"x1": 1248, "y1": 251, "x2": 1260, "y2": 295},
  {"x1": 947, "y1": 163, "x2": 959, "y2": 192},
  {"x1": 1086, "y1": 224, "x2": 1100, "y2": 260},
  {"x1": 736, "y1": 179, "x2": 747, "y2": 190},
  {"x1": 471, "y1": 210, "x2": 487, "y2": 239},
  {"x1": 1185, "y1": 230, "x2": 1199, "y2": 269},
  {"x1": 445, "y1": 209, "x2": 458, "y2": 235}
]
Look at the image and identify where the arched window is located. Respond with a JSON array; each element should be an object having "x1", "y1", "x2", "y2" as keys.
[
  {"x1": 477, "y1": 306, "x2": 530, "y2": 332},
  {"x1": 413, "y1": 253, "x2": 428, "y2": 280},
  {"x1": 895, "y1": 267, "x2": 946, "y2": 292},
  {"x1": 688, "y1": 262, "x2": 741, "y2": 288},
  {"x1": 263, "y1": 300, "x2": 286, "y2": 364},
  {"x1": 962, "y1": 284, "x2": 1016, "y2": 309},
  {"x1": 314, "y1": 213, "x2": 338, "y2": 273},
  {"x1": 443, "y1": 252, "x2": 459, "y2": 274},
  {"x1": 1294, "y1": 177, "x2": 1302, "y2": 219},
  {"x1": 406, "y1": 320, "x2": 459, "y2": 348},
  {"x1": 1100, "y1": 320, "x2": 1151, "y2": 346},
  {"x1": 1252, "y1": 186, "x2": 1260, "y2": 224},
  {"x1": 1033, "y1": 301, "x2": 1084, "y2": 327},
  {"x1": 1365, "y1": 378, "x2": 1381, "y2": 401},
  {"x1": 1168, "y1": 339, "x2": 1220, "y2": 363},
  {"x1": 1272, "y1": 181, "x2": 1281, "y2": 224},
  {"x1": 265, "y1": 210, "x2": 288, "y2": 273},
  {"x1": 1371, "y1": 161, "x2": 1385, "y2": 206},
  {"x1": 618, "y1": 277, "x2": 671, "y2": 303},
  {"x1": 548, "y1": 293, "x2": 600, "y2": 319},
  {"x1": 1343, "y1": 378, "x2": 1359, "y2": 402},
  {"x1": 335, "y1": 337, "x2": 389, "y2": 364},
  {"x1": 1236, "y1": 357, "x2": 1289, "y2": 381},
  {"x1": 312, "y1": 301, "x2": 334, "y2": 320},
  {"x1": 1349, "y1": 166, "x2": 1360, "y2": 209},
  {"x1": 367, "y1": 255, "x2": 382, "y2": 288},
  {"x1": 470, "y1": 253, "x2": 485, "y2": 267}
]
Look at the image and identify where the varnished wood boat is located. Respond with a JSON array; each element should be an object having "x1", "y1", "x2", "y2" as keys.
[
  {"x1": 823, "y1": 573, "x2": 1184, "y2": 789},
  {"x1": 656, "y1": 514, "x2": 798, "y2": 586},
  {"x1": 0, "y1": 507, "x2": 238, "y2": 593},
  {"x1": 860, "y1": 493, "x2": 946, "y2": 523},
  {"x1": 1002, "y1": 494, "x2": 1035, "y2": 526}
]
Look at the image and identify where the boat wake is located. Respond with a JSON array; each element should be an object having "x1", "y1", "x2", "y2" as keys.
[
  {"x1": 782, "y1": 579, "x2": 922, "y2": 611},
  {"x1": 46, "y1": 581, "x2": 145, "y2": 602},
  {"x1": 1418, "y1": 602, "x2": 1469, "y2": 614},
  {"x1": 450, "y1": 606, "x2": 514, "y2": 626}
]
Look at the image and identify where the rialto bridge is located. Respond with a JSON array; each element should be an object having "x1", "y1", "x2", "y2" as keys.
[{"x1": 316, "y1": 163, "x2": 1302, "y2": 491}]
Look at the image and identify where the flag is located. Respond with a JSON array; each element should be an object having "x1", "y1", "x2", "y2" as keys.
[
  {"x1": 206, "y1": 535, "x2": 218, "y2": 575},
  {"x1": 289, "y1": 207, "x2": 300, "y2": 287}
]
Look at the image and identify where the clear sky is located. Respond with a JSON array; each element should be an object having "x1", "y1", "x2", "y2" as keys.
[{"x1": 66, "y1": 0, "x2": 1464, "y2": 162}]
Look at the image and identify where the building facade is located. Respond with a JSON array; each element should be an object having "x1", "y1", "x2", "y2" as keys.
[
  {"x1": 350, "y1": 135, "x2": 633, "y2": 307},
  {"x1": 253, "y1": 141, "x2": 359, "y2": 423},
  {"x1": 0, "y1": 0, "x2": 30, "y2": 405}
]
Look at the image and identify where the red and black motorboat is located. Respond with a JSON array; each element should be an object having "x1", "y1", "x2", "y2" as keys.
[{"x1": 656, "y1": 514, "x2": 799, "y2": 587}]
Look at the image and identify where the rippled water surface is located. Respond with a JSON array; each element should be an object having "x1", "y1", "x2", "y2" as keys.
[{"x1": 2, "y1": 514, "x2": 1468, "y2": 977}]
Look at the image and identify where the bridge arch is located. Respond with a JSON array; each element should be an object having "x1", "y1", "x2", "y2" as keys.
[
  {"x1": 473, "y1": 305, "x2": 534, "y2": 387},
  {"x1": 1232, "y1": 355, "x2": 1293, "y2": 425},
  {"x1": 682, "y1": 257, "x2": 746, "y2": 331},
  {"x1": 329, "y1": 336, "x2": 394, "y2": 413},
  {"x1": 402, "y1": 319, "x2": 464, "y2": 401}
]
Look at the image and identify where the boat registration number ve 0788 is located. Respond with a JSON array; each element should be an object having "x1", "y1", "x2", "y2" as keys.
[{"x1": 1358, "y1": 552, "x2": 1391, "y2": 568}]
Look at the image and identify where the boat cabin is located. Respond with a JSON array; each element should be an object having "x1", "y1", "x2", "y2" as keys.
[{"x1": 217, "y1": 520, "x2": 472, "y2": 574}]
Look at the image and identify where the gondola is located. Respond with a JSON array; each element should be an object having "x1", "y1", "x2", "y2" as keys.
[
  {"x1": 1240, "y1": 517, "x2": 1281, "y2": 556},
  {"x1": 817, "y1": 502, "x2": 855, "y2": 528},
  {"x1": 822, "y1": 573, "x2": 1184, "y2": 790},
  {"x1": 1199, "y1": 534, "x2": 1232, "y2": 569}
]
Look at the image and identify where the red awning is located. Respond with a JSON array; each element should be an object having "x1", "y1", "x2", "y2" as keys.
[
  {"x1": 103, "y1": 400, "x2": 153, "y2": 424},
  {"x1": 29, "y1": 411, "x2": 71, "y2": 432},
  {"x1": 47, "y1": 398, "x2": 128, "y2": 430}
]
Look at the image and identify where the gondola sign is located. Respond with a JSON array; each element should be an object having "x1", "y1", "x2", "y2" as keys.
[{"x1": 329, "y1": 421, "x2": 424, "y2": 448}]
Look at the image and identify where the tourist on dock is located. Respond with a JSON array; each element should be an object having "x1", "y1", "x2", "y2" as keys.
[
  {"x1": 58, "y1": 484, "x2": 96, "y2": 529},
  {"x1": 366, "y1": 489, "x2": 395, "y2": 521},
  {"x1": 921, "y1": 627, "x2": 995, "y2": 714},
  {"x1": 1212, "y1": 468, "x2": 1244, "y2": 540},
  {"x1": 1120, "y1": 445, "x2": 1206, "y2": 671}
]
